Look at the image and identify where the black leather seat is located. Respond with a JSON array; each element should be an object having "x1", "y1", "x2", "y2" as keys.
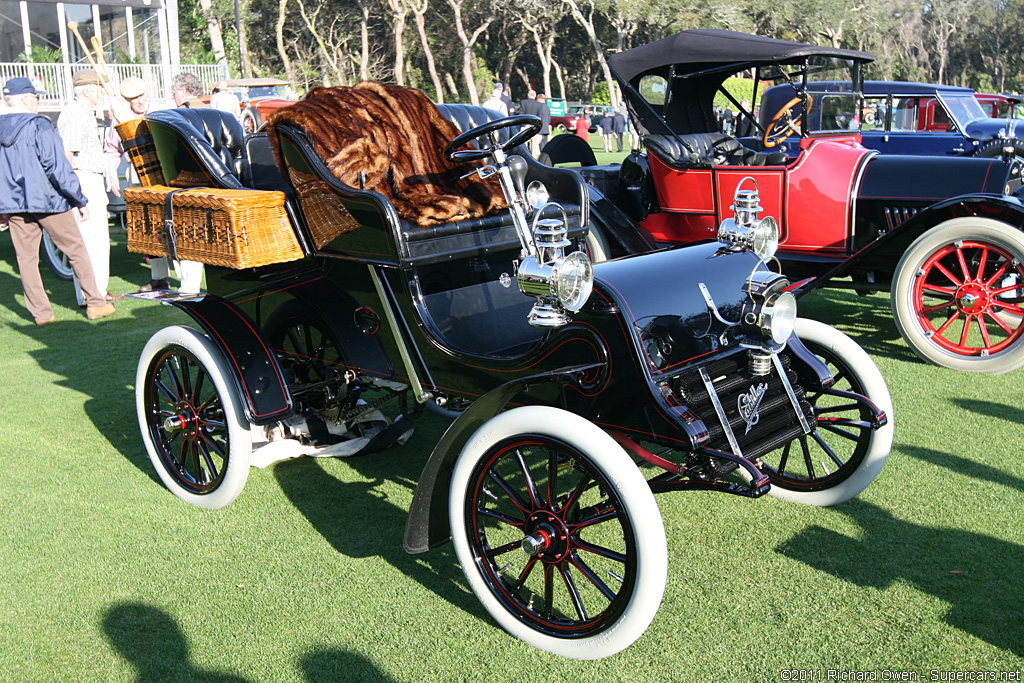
[
  {"x1": 646, "y1": 132, "x2": 788, "y2": 168},
  {"x1": 145, "y1": 109, "x2": 249, "y2": 188},
  {"x1": 538, "y1": 134, "x2": 598, "y2": 167}
]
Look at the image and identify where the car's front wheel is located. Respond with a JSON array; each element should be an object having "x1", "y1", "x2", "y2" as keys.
[
  {"x1": 973, "y1": 137, "x2": 1024, "y2": 160},
  {"x1": 758, "y1": 319, "x2": 893, "y2": 506},
  {"x1": 449, "y1": 406, "x2": 667, "y2": 659},
  {"x1": 136, "y1": 326, "x2": 252, "y2": 509},
  {"x1": 891, "y1": 217, "x2": 1024, "y2": 373}
]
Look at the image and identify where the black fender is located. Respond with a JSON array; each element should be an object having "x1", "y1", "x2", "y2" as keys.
[
  {"x1": 165, "y1": 295, "x2": 293, "y2": 425},
  {"x1": 402, "y1": 363, "x2": 602, "y2": 555},
  {"x1": 802, "y1": 194, "x2": 1024, "y2": 292}
]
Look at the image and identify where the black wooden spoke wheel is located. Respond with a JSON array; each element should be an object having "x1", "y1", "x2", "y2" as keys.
[
  {"x1": 758, "y1": 319, "x2": 893, "y2": 506},
  {"x1": 449, "y1": 406, "x2": 666, "y2": 659},
  {"x1": 136, "y1": 326, "x2": 251, "y2": 509}
]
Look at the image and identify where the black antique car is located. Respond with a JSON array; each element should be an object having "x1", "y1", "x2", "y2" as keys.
[
  {"x1": 592, "y1": 29, "x2": 1024, "y2": 373},
  {"x1": 124, "y1": 83, "x2": 891, "y2": 659}
]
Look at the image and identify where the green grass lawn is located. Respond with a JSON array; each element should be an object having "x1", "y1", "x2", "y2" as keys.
[{"x1": 1, "y1": 230, "x2": 1022, "y2": 682}]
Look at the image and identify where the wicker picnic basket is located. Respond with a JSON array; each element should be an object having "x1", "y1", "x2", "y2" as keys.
[
  {"x1": 115, "y1": 118, "x2": 165, "y2": 187},
  {"x1": 124, "y1": 185, "x2": 304, "y2": 268}
]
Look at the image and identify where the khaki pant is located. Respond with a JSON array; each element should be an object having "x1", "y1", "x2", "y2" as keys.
[{"x1": 8, "y1": 211, "x2": 106, "y2": 322}]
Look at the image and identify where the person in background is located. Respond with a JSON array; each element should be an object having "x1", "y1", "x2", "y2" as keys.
[
  {"x1": 103, "y1": 76, "x2": 149, "y2": 198},
  {"x1": 536, "y1": 93, "x2": 552, "y2": 152},
  {"x1": 163, "y1": 72, "x2": 208, "y2": 294},
  {"x1": 0, "y1": 77, "x2": 115, "y2": 323},
  {"x1": 483, "y1": 88, "x2": 508, "y2": 116},
  {"x1": 613, "y1": 107, "x2": 627, "y2": 153},
  {"x1": 170, "y1": 73, "x2": 209, "y2": 109},
  {"x1": 735, "y1": 99, "x2": 756, "y2": 137},
  {"x1": 58, "y1": 68, "x2": 120, "y2": 305},
  {"x1": 210, "y1": 81, "x2": 240, "y2": 120},
  {"x1": 574, "y1": 111, "x2": 589, "y2": 142},
  {"x1": 599, "y1": 109, "x2": 614, "y2": 152},
  {"x1": 495, "y1": 82, "x2": 514, "y2": 114},
  {"x1": 518, "y1": 89, "x2": 542, "y2": 156}
]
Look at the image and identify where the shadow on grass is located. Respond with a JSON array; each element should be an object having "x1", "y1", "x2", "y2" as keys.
[
  {"x1": 273, "y1": 445, "x2": 485, "y2": 622},
  {"x1": 301, "y1": 648, "x2": 396, "y2": 683},
  {"x1": 776, "y1": 499, "x2": 1024, "y2": 656},
  {"x1": 951, "y1": 398, "x2": 1024, "y2": 426},
  {"x1": 103, "y1": 602, "x2": 251, "y2": 682},
  {"x1": 902, "y1": 445, "x2": 1024, "y2": 494}
]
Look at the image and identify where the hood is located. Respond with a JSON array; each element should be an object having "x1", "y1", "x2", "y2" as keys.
[
  {"x1": 0, "y1": 110, "x2": 43, "y2": 147},
  {"x1": 858, "y1": 154, "x2": 1010, "y2": 201},
  {"x1": 964, "y1": 117, "x2": 1024, "y2": 143}
]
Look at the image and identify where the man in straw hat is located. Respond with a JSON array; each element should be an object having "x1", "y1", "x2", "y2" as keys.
[
  {"x1": 104, "y1": 76, "x2": 150, "y2": 197},
  {"x1": 58, "y1": 68, "x2": 121, "y2": 305},
  {"x1": 0, "y1": 77, "x2": 115, "y2": 323}
]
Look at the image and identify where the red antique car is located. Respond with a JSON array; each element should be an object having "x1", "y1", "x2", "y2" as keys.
[{"x1": 583, "y1": 29, "x2": 1024, "y2": 373}]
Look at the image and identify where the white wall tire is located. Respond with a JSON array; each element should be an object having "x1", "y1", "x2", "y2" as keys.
[
  {"x1": 891, "y1": 217, "x2": 1024, "y2": 373},
  {"x1": 761, "y1": 319, "x2": 893, "y2": 506},
  {"x1": 449, "y1": 406, "x2": 667, "y2": 659},
  {"x1": 136, "y1": 326, "x2": 252, "y2": 509}
]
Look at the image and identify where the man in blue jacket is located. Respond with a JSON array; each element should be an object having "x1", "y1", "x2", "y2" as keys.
[{"x1": 0, "y1": 77, "x2": 114, "y2": 324}]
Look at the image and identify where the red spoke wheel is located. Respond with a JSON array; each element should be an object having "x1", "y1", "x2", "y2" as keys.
[
  {"x1": 136, "y1": 326, "x2": 251, "y2": 509},
  {"x1": 449, "y1": 407, "x2": 666, "y2": 659},
  {"x1": 892, "y1": 218, "x2": 1024, "y2": 373}
]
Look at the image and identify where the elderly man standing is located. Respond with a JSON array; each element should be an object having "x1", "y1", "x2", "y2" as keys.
[
  {"x1": 0, "y1": 77, "x2": 115, "y2": 323},
  {"x1": 58, "y1": 68, "x2": 120, "y2": 305},
  {"x1": 171, "y1": 73, "x2": 210, "y2": 109}
]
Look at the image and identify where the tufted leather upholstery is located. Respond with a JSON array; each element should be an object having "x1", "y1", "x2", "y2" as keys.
[
  {"x1": 145, "y1": 109, "x2": 249, "y2": 189},
  {"x1": 646, "y1": 132, "x2": 788, "y2": 168}
]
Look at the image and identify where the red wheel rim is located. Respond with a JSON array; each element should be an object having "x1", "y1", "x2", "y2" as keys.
[{"x1": 912, "y1": 238, "x2": 1024, "y2": 356}]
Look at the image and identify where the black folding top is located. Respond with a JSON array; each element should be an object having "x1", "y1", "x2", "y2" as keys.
[{"x1": 608, "y1": 29, "x2": 873, "y2": 84}]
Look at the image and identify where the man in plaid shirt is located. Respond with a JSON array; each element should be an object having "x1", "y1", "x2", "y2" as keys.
[{"x1": 58, "y1": 69, "x2": 121, "y2": 304}]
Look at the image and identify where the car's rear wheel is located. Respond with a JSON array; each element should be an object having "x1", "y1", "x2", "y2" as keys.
[
  {"x1": 240, "y1": 107, "x2": 261, "y2": 134},
  {"x1": 136, "y1": 326, "x2": 252, "y2": 509},
  {"x1": 449, "y1": 406, "x2": 667, "y2": 659},
  {"x1": 891, "y1": 217, "x2": 1024, "y2": 373},
  {"x1": 759, "y1": 319, "x2": 893, "y2": 506}
]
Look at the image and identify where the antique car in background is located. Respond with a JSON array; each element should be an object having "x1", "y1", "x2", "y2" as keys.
[
  {"x1": 590, "y1": 29, "x2": 1024, "y2": 373},
  {"x1": 200, "y1": 76, "x2": 299, "y2": 133},
  {"x1": 760, "y1": 80, "x2": 1024, "y2": 158},
  {"x1": 120, "y1": 82, "x2": 891, "y2": 659}
]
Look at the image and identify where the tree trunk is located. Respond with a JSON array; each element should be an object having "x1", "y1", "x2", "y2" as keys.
[
  {"x1": 413, "y1": 0, "x2": 444, "y2": 102},
  {"x1": 447, "y1": 0, "x2": 493, "y2": 105},
  {"x1": 275, "y1": 0, "x2": 296, "y2": 85},
  {"x1": 237, "y1": 0, "x2": 251, "y2": 77},
  {"x1": 561, "y1": 0, "x2": 617, "y2": 105},
  {"x1": 197, "y1": 0, "x2": 227, "y2": 67},
  {"x1": 388, "y1": 0, "x2": 407, "y2": 86}
]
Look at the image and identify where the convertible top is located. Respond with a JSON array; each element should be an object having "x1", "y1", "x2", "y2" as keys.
[{"x1": 608, "y1": 29, "x2": 873, "y2": 85}]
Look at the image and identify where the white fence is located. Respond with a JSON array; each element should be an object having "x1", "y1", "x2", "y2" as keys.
[{"x1": 0, "y1": 62, "x2": 225, "y2": 111}]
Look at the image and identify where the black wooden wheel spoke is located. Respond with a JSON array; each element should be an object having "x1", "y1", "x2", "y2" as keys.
[
  {"x1": 543, "y1": 564, "x2": 554, "y2": 620},
  {"x1": 777, "y1": 441, "x2": 792, "y2": 475},
  {"x1": 811, "y1": 430, "x2": 844, "y2": 469},
  {"x1": 486, "y1": 539, "x2": 525, "y2": 559},
  {"x1": 196, "y1": 441, "x2": 220, "y2": 480},
  {"x1": 558, "y1": 472, "x2": 592, "y2": 516},
  {"x1": 514, "y1": 448, "x2": 542, "y2": 509},
  {"x1": 511, "y1": 557, "x2": 539, "y2": 594},
  {"x1": 487, "y1": 469, "x2": 530, "y2": 514},
  {"x1": 569, "y1": 551, "x2": 617, "y2": 602},
  {"x1": 569, "y1": 503, "x2": 617, "y2": 532},
  {"x1": 547, "y1": 450, "x2": 559, "y2": 509},
  {"x1": 573, "y1": 538, "x2": 627, "y2": 564},
  {"x1": 476, "y1": 506, "x2": 524, "y2": 529},
  {"x1": 559, "y1": 565, "x2": 588, "y2": 621},
  {"x1": 817, "y1": 421, "x2": 865, "y2": 442},
  {"x1": 191, "y1": 367, "x2": 206, "y2": 405},
  {"x1": 800, "y1": 437, "x2": 816, "y2": 479}
]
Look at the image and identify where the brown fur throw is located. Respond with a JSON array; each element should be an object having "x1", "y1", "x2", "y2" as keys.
[{"x1": 267, "y1": 81, "x2": 507, "y2": 226}]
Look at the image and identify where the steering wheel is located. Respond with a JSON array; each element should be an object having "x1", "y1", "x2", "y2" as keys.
[
  {"x1": 444, "y1": 115, "x2": 542, "y2": 162},
  {"x1": 763, "y1": 94, "x2": 812, "y2": 148}
]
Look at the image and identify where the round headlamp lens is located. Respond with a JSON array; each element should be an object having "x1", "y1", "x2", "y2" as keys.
[
  {"x1": 764, "y1": 291, "x2": 797, "y2": 344},
  {"x1": 555, "y1": 251, "x2": 594, "y2": 312},
  {"x1": 752, "y1": 216, "x2": 779, "y2": 260}
]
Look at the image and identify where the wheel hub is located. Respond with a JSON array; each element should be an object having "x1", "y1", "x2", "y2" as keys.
[
  {"x1": 522, "y1": 511, "x2": 570, "y2": 562},
  {"x1": 164, "y1": 402, "x2": 201, "y2": 440},
  {"x1": 954, "y1": 282, "x2": 990, "y2": 314}
]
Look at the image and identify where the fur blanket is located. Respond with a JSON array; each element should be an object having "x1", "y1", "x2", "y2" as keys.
[{"x1": 267, "y1": 82, "x2": 507, "y2": 226}]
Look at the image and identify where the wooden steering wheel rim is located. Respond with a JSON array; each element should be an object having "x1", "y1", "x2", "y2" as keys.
[{"x1": 763, "y1": 94, "x2": 812, "y2": 148}]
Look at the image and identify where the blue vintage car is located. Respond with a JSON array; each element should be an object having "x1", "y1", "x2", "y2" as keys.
[{"x1": 758, "y1": 80, "x2": 1024, "y2": 158}]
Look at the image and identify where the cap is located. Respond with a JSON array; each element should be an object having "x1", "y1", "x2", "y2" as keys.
[
  {"x1": 72, "y1": 69, "x2": 100, "y2": 86},
  {"x1": 212, "y1": 80, "x2": 228, "y2": 92},
  {"x1": 3, "y1": 77, "x2": 45, "y2": 97},
  {"x1": 119, "y1": 77, "x2": 146, "y2": 99}
]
